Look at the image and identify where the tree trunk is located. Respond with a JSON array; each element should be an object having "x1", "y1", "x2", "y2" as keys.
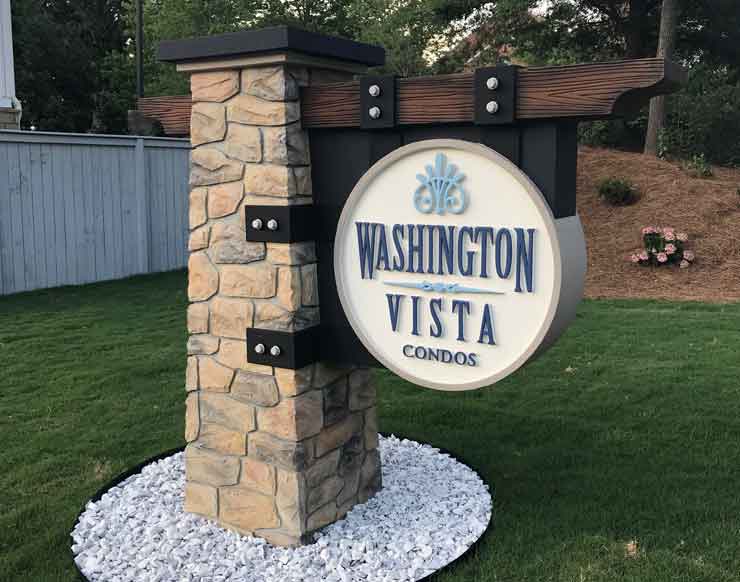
[{"x1": 644, "y1": 0, "x2": 678, "y2": 156}]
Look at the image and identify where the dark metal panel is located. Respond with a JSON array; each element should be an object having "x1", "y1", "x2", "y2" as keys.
[
  {"x1": 360, "y1": 76, "x2": 396, "y2": 129},
  {"x1": 247, "y1": 327, "x2": 321, "y2": 369},
  {"x1": 244, "y1": 205, "x2": 316, "y2": 242},
  {"x1": 158, "y1": 25, "x2": 385, "y2": 66},
  {"x1": 519, "y1": 121, "x2": 578, "y2": 218},
  {"x1": 476, "y1": 66, "x2": 518, "y2": 125}
]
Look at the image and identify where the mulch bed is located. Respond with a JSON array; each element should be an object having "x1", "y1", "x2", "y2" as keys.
[{"x1": 577, "y1": 147, "x2": 740, "y2": 302}]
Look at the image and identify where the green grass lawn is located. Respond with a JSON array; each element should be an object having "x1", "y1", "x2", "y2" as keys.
[{"x1": 1, "y1": 271, "x2": 739, "y2": 582}]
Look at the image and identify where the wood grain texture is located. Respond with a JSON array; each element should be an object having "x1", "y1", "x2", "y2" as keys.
[
  {"x1": 138, "y1": 96, "x2": 193, "y2": 136},
  {"x1": 301, "y1": 58, "x2": 686, "y2": 128}
]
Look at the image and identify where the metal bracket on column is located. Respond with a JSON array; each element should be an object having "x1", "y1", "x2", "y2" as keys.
[
  {"x1": 244, "y1": 205, "x2": 316, "y2": 243},
  {"x1": 360, "y1": 75, "x2": 396, "y2": 129},
  {"x1": 246, "y1": 327, "x2": 321, "y2": 369},
  {"x1": 474, "y1": 65, "x2": 518, "y2": 125}
]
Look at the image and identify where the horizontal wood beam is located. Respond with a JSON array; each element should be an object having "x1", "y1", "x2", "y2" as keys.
[{"x1": 301, "y1": 58, "x2": 686, "y2": 128}]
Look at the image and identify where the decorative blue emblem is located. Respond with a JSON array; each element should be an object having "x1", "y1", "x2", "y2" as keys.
[
  {"x1": 384, "y1": 280, "x2": 504, "y2": 295},
  {"x1": 414, "y1": 153, "x2": 468, "y2": 215}
]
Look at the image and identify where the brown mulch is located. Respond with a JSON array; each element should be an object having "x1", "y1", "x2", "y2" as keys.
[{"x1": 577, "y1": 147, "x2": 740, "y2": 302}]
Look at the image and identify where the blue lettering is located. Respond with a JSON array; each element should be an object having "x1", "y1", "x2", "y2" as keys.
[
  {"x1": 495, "y1": 228, "x2": 513, "y2": 279},
  {"x1": 355, "y1": 222, "x2": 378, "y2": 279},
  {"x1": 478, "y1": 304, "x2": 496, "y2": 345},
  {"x1": 515, "y1": 227, "x2": 535, "y2": 292},
  {"x1": 392, "y1": 224, "x2": 405, "y2": 271},
  {"x1": 474, "y1": 227, "x2": 494, "y2": 278},
  {"x1": 429, "y1": 297, "x2": 443, "y2": 338},
  {"x1": 386, "y1": 293, "x2": 404, "y2": 331},
  {"x1": 451, "y1": 299, "x2": 471, "y2": 341},
  {"x1": 457, "y1": 227, "x2": 475, "y2": 276}
]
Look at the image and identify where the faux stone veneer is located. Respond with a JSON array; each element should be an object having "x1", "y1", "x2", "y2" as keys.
[{"x1": 184, "y1": 64, "x2": 381, "y2": 546}]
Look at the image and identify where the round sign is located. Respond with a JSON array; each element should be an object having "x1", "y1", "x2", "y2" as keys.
[{"x1": 335, "y1": 139, "x2": 583, "y2": 391}]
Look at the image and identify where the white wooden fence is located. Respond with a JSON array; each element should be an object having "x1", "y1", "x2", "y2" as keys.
[{"x1": 0, "y1": 130, "x2": 190, "y2": 295}]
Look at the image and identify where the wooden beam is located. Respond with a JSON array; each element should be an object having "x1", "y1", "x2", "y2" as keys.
[{"x1": 300, "y1": 58, "x2": 686, "y2": 128}]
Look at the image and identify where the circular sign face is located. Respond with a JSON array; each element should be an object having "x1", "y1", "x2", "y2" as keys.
[{"x1": 334, "y1": 139, "x2": 562, "y2": 391}]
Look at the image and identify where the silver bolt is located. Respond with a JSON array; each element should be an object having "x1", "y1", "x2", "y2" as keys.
[
  {"x1": 486, "y1": 100, "x2": 499, "y2": 114},
  {"x1": 254, "y1": 343, "x2": 266, "y2": 354},
  {"x1": 266, "y1": 218, "x2": 279, "y2": 231},
  {"x1": 251, "y1": 218, "x2": 264, "y2": 230},
  {"x1": 486, "y1": 76, "x2": 499, "y2": 90},
  {"x1": 368, "y1": 84, "x2": 381, "y2": 97},
  {"x1": 368, "y1": 106, "x2": 381, "y2": 120},
  {"x1": 270, "y1": 345, "x2": 281, "y2": 357}
]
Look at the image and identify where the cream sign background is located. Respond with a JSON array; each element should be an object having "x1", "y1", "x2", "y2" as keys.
[{"x1": 335, "y1": 139, "x2": 586, "y2": 391}]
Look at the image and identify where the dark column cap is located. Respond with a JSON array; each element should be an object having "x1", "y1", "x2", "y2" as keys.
[{"x1": 158, "y1": 25, "x2": 385, "y2": 67}]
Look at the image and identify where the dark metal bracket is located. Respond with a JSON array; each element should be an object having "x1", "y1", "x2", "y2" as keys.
[
  {"x1": 474, "y1": 65, "x2": 518, "y2": 125},
  {"x1": 246, "y1": 327, "x2": 321, "y2": 369},
  {"x1": 244, "y1": 205, "x2": 315, "y2": 243},
  {"x1": 360, "y1": 75, "x2": 396, "y2": 129}
]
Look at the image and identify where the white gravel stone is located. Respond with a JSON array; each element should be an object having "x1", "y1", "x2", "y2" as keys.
[{"x1": 71, "y1": 435, "x2": 492, "y2": 582}]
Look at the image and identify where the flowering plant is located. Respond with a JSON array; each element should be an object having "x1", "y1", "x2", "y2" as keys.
[{"x1": 630, "y1": 227, "x2": 695, "y2": 268}]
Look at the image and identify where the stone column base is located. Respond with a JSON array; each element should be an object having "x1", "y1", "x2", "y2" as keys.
[{"x1": 0, "y1": 106, "x2": 21, "y2": 130}]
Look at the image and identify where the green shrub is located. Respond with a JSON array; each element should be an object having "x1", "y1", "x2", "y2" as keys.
[
  {"x1": 598, "y1": 177, "x2": 640, "y2": 206},
  {"x1": 661, "y1": 65, "x2": 740, "y2": 167},
  {"x1": 681, "y1": 153, "x2": 713, "y2": 178}
]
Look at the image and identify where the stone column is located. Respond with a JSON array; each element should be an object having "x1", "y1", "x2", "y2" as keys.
[
  {"x1": 164, "y1": 29, "x2": 384, "y2": 547},
  {"x1": 0, "y1": 0, "x2": 21, "y2": 129}
]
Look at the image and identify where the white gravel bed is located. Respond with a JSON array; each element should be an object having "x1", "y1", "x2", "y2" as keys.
[{"x1": 72, "y1": 435, "x2": 492, "y2": 582}]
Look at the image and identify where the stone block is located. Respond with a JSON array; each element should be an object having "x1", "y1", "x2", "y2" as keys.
[
  {"x1": 187, "y1": 303, "x2": 209, "y2": 334},
  {"x1": 220, "y1": 486, "x2": 279, "y2": 531},
  {"x1": 189, "y1": 188, "x2": 208, "y2": 229},
  {"x1": 337, "y1": 468, "x2": 360, "y2": 507},
  {"x1": 187, "y1": 334, "x2": 219, "y2": 355},
  {"x1": 191, "y1": 102, "x2": 226, "y2": 146},
  {"x1": 307, "y1": 501, "x2": 337, "y2": 532},
  {"x1": 313, "y1": 362, "x2": 352, "y2": 389},
  {"x1": 231, "y1": 370, "x2": 280, "y2": 407},
  {"x1": 262, "y1": 123, "x2": 309, "y2": 165},
  {"x1": 191, "y1": 148, "x2": 243, "y2": 186},
  {"x1": 244, "y1": 164, "x2": 296, "y2": 197},
  {"x1": 249, "y1": 432, "x2": 311, "y2": 471},
  {"x1": 188, "y1": 253, "x2": 219, "y2": 301},
  {"x1": 186, "y1": 356, "x2": 198, "y2": 391},
  {"x1": 274, "y1": 365, "x2": 314, "y2": 398},
  {"x1": 210, "y1": 296, "x2": 254, "y2": 339},
  {"x1": 266, "y1": 242, "x2": 316, "y2": 266},
  {"x1": 221, "y1": 264, "x2": 277, "y2": 298},
  {"x1": 276, "y1": 266, "x2": 301, "y2": 310},
  {"x1": 358, "y1": 448, "x2": 382, "y2": 502},
  {"x1": 257, "y1": 390, "x2": 323, "y2": 440},
  {"x1": 301, "y1": 264, "x2": 319, "y2": 306},
  {"x1": 199, "y1": 392, "x2": 256, "y2": 433},
  {"x1": 210, "y1": 221, "x2": 265, "y2": 264},
  {"x1": 227, "y1": 94, "x2": 299, "y2": 126},
  {"x1": 304, "y1": 450, "x2": 341, "y2": 491},
  {"x1": 307, "y1": 475, "x2": 343, "y2": 513},
  {"x1": 241, "y1": 457, "x2": 276, "y2": 495},
  {"x1": 276, "y1": 469, "x2": 306, "y2": 534},
  {"x1": 189, "y1": 225, "x2": 210, "y2": 251},
  {"x1": 293, "y1": 166, "x2": 312, "y2": 196},
  {"x1": 198, "y1": 423, "x2": 247, "y2": 455},
  {"x1": 364, "y1": 407, "x2": 379, "y2": 451},
  {"x1": 207, "y1": 181, "x2": 243, "y2": 218},
  {"x1": 198, "y1": 356, "x2": 234, "y2": 392},
  {"x1": 242, "y1": 66, "x2": 299, "y2": 101},
  {"x1": 338, "y1": 435, "x2": 364, "y2": 477},
  {"x1": 215, "y1": 338, "x2": 246, "y2": 369},
  {"x1": 315, "y1": 413, "x2": 362, "y2": 457},
  {"x1": 191, "y1": 70, "x2": 239, "y2": 102},
  {"x1": 323, "y1": 378, "x2": 348, "y2": 426},
  {"x1": 254, "y1": 302, "x2": 318, "y2": 332},
  {"x1": 185, "y1": 444, "x2": 240, "y2": 486},
  {"x1": 184, "y1": 482, "x2": 218, "y2": 517},
  {"x1": 348, "y1": 369, "x2": 376, "y2": 411},
  {"x1": 185, "y1": 392, "x2": 199, "y2": 442},
  {"x1": 224, "y1": 123, "x2": 262, "y2": 163}
]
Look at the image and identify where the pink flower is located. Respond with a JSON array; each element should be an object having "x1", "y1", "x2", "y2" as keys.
[
  {"x1": 680, "y1": 260, "x2": 690, "y2": 269},
  {"x1": 665, "y1": 243, "x2": 676, "y2": 254},
  {"x1": 630, "y1": 253, "x2": 640, "y2": 263},
  {"x1": 638, "y1": 251, "x2": 649, "y2": 261},
  {"x1": 641, "y1": 226, "x2": 654, "y2": 235},
  {"x1": 677, "y1": 232, "x2": 688, "y2": 242},
  {"x1": 657, "y1": 252, "x2": 668, "y2": 263},
  {"x1": 664, "y1": 231, "x2": 676, "y2": 241},
  {"x1": 683, "y1": 250, "x2": 695, "y2": 261},
  {"x1": 662, "y1": 227, "x2": 675, "y2": 236}
]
